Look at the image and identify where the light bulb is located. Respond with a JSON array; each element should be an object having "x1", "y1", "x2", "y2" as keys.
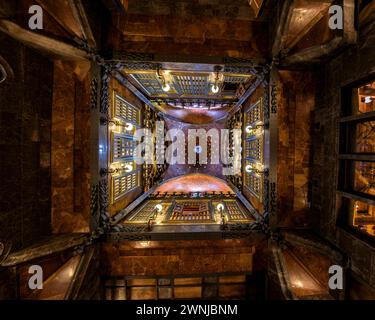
[
  {"x1": 162, "y1": 83, "x2": 171, "y2": 92},
  {"x1": 246, "y1": 126, "x2": 252, "y2": 133},
  {"x1": 125, "y1": 164, "x2": 133, "y2": 173},
  {"x1": 125, "y1": 123, "x2": 133, "y2": 131},
  {"x1": 245, "y1": 165, "x2": 253, "y2": 173},
  {"x1": 216, "y1": 203, "x2": 224, "y2": 212},
  {"x1": 211, "y1": 84, "x2": 219, "y2": 94},
  {"x1": 194, "y1": 145, "x2": 203, "y2": 154},
  {"x1": 155, "y1": 204, "x2": 163, "y2": 213}
]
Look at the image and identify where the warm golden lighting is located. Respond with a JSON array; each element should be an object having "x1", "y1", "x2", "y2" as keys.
[
  {"x1": 155, "y1": 204, "x2": 163, "y2": 213},
  {"x1": 162, "y1": 83, "x2": 171, "y2": 92},
  {"x1": 352, "y1": 201, "x2": 375, "y2": 237},
  {"x1": 139, "y1": 241, "x2": 151, "y2": 248},
  {"x1": 124, "y1": 123, "x2": 133, "y2": 131},
  {"x1": 216, "y1": 203, "x2": 224, "y2": 212},
  {"x1": 245, "y1": 164, "x2": 253, "y2": 173},
  {"x1": 211, "y1": 84, "x2": 219, "y2": 94},
  {"x1": 124, "y1": 164, "x2": 133, "y2": 173}
]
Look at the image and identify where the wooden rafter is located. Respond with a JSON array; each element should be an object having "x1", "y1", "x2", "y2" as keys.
[
  {"x1": 68, "y1": 0, "x2": 97, "y2": 49},
  {"x1": 0, "y1": 19, "x2": 90, "y2": 60},
  {"x1": 281, "y1": 0, "x2": 357, "y2": 66},
  {"x1": 34, "y1": 0, "x2": 81, "y2": 40},
  {"x1": 272, "y1": 0, "x2": 295, "y2": 57},
  {"x1": 284, "y1": 9, "x2": 327, "y2": 54},
  {"x1": 1, "y1": 234, "x2": 89, "y2": 267},
  {"x1": 248, "y1": 0, "x2": 265, "y2": 18}
]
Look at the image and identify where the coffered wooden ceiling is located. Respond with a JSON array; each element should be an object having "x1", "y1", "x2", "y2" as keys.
[
  {"x1": 122, "y1": 61, "x2": 256, "y2": 123},
  {"x1": 125, "y1": 65, "x2": 254, "y2": 110}
]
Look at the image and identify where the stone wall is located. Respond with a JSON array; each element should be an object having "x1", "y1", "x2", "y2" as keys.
[
  {"x1": 311, "y1": 21, "x2": 375, "y2": 293},
  {"x1": 51, "y1": 60, "x2": 92, "y2": 233},
  {"x1": 276, "y1": 70, "x2": 316, "y2": 229},
  {"x1": 0, "y1": 34, "x2": 53, "y2": 249},
  {"x1": 101, "y1": 239, "x2": 255, "y2": 276}
]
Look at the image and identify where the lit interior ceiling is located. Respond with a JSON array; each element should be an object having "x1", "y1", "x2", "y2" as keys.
[
  {"x1": 124, "y1": 62, "x2": 255, "y2": 111},
  {"x1": 158, "y1": 105, "x2": 230, "y2": 124},
  {"x1": 155, "y1": 173, "x2": 234, "y2": 193}
]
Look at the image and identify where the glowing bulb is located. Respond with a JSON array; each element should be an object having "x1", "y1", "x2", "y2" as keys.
[
  {"x1": 194, "y1": 145, "x2": 203, "y2": 154},
  {"x1": 124, "y1": 123, "x2": 133, "y2": 131},
  {"x1": 211, "y1": 84, "x2": 219, "y2": 94},
  {"x1": 155, "y1": 204, "x2": 163, "y2": 213},
  {"x1": 217, "y1": 203, "x2": 224, "y2": 212},
  {"x1": 162, "y1": 83, "x2": 171, "y2": 92},
  {"x1": 246, "y1": 126, "x2": 252, "y2": 133},
  {"x1": 245, "y1": 165, "x2": 253, "y2": 173},
  {"x1": 125, "y1": 164, "x2": 133, "y2": 173}
]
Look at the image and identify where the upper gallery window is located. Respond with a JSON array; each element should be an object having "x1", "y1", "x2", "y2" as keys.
[
  {"x1": 109, "y1": 92, "x2": 141, "y2": 203},
  {"x1": 339, "y1": 78, "x2": 375, "y2": 239},
  {"x1": 243, "y1": 99, "x2": 265, "y2": 201}
]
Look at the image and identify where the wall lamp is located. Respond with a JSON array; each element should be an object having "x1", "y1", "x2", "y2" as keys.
[
  {"x1": 100, "y1": 162, "x2": 134, "y2": 176},
  {"x1": 211, "y1": 65, "x2": 222, "y2": 94},
  {"x1": 245, "y1": 123, "x2": 265, "y2": 135},
  {"x1": 100, "y1": 117, "x2": 134, "y2": 131},
  {"x1": 100, "y1": 167, "x2": 120, "y2": 177},
  {"x1": 245, "y1": 164, "x2": 269, "y2": 175},
  {"x1": 100, "y1": 116, "x2": 119, "y2": 130},
  {"x1": 157, "y1": 66, "x2": 171, "y2": 92}
]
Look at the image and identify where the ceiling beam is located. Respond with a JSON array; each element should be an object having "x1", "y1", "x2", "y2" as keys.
[
  {"x1": 282, "y1": 35, "x2": 342, "y2": 65},
  {"x1": 281, "y1": 0, "x2": 357, "y2": 66},
  {"x1": 228, "y1": 73, "x2": 266, "y2": 116},
  {"x1": 112, "y1": 70, "x2": 159, "y2": 113},
  {"x1": 68, "y1": 0, "x2": 97, "y2": 49},
  {"x1": 272, "y1": 0, "x2": 295, "y2": 57},
  {"x1": 284, "y1": 9, "x2": 327, "y2": 54},
  {"x1": 342, "y1": 0, "x2": 357, "y2": 43},
  {"x1": 64, "y1": 245, "x2": 97, "y2": 300},
  {"x1": 34, "y1": 0, "x2": 80, "y2": 40},
  {"x1": 111, "y1": 185, "x2": 157, "y2": 225},
  {"x1": 0, "y1": 19, "x2": 90, "y2": 60},
  {"x1": 248, "y1": 0, "x2": 266, "y2": 18},
  {"x1": 1, "y1": 234, "x2": 89, "y2": 267},
  {"x1": 227, "y1": 180, "x2": 263, "y2": 222}
]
